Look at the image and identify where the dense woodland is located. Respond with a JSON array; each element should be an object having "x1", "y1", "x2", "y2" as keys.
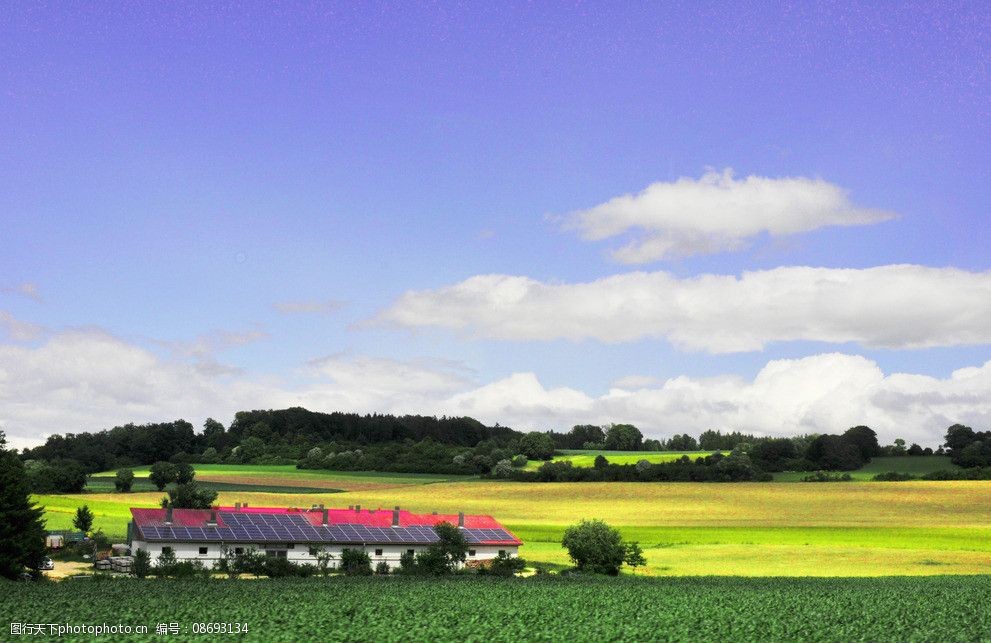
[{"x1": 12, "y1": 406, "x2": 986, "y2": 491}]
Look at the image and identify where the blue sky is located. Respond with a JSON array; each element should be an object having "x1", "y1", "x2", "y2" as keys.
[{"x1": 1, "y1": 2, "x2": 989, "y2": 448}]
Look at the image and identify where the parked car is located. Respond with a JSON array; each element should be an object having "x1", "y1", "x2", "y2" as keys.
[{"x1": 40, "y1": 557, "x2": 55, "y2": 571}]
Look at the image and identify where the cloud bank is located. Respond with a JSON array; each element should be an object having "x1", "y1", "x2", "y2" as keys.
[
  {"x1": 564, "y1": 169, "x2": 895, "y2": 261},
  {"x1": 1, "y1": 324, "x2": 988, "y2": 450},
  {"x1": 374, "y1": 265, "x2": 991, "y2": 352}
]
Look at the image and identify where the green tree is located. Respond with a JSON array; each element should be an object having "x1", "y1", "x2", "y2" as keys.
[
  {"x1": 604, "y1": 424, "x2": 643, "y2": 451},
  {"x1": 399, "y1": 550, "x2": 417, "y2": 574},
  {"x1": 114, "y1": 469, "x2": 135, "y2": 493},
  {"x1": 166, "y1": 482, "x2": 218, "y2": 509},
  {"x1": 132, "y1": 548, "x2": 151, "y2": 578},
  {"x1": 593, "y1": 455, "x2": 609, "y2": 469},
  {"x1": 568, "y1": 425, "x2": 606, "y2": 449},
  {"x1": 148, "y1": 461, "x2": 177, "y2": 491},
  {"x1": 0, "y1": 431, "x2": 47, "y2": 579},
  {"x1": 173, "y1": 462, "x2": 195, "y2": 485},
  {"x1": 73, "y1": 505, "x2": 94, "y2": 533},
  {"x1": 842, "y1": 426, "x2": 880, "y2": 460},
  {"x1": 433, "y1": 522, "x2": 468, "y2": 570},
  {"x1": 340, "y1": 548, "x2": 372, "y2": 575},
  {"x1": 624, "y1": 541, "x2": 647, "y2": 574},
  {"x1": 561, "y1": 519, "x2": 626, "y2": 575},
  {"x1": 155, "y1": 547, "x2": 177, "y2": 577},
  {"x1": 518, "y1": 432, "x2": 555, "y2": 460}
]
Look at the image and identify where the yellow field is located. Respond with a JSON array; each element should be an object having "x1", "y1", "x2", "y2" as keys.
[{"x1": 38, "y1": 479, "x2": 991, "y2": 577}]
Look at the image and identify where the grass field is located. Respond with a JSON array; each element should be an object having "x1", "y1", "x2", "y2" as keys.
[
  {"x1": 92, "y1": 464, "x2": 474, "y2": 492},
  {"x1": 35, "y1": 465, "x2": 991, "y2": 577},
  {"x1": 523, "y1": 449, "x2": 724, "y2": 470},
  {"x1": 4, "y1": 576, "x2": 990, "y2": 641},
  {"x1": 772, "y1": 455, "x2": 959, "y2": 481}
]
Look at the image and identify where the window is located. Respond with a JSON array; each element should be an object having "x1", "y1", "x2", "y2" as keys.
[
  {"x1": 374, "y1": 548, "x2": 383, "y2": 556},
  {"x1": 162, "y1": 546, "x2": 174, "y2": 556},
  {"x1": 468, "y1": 549, "x2": 476, "y2": 557},
  {"x1": 287, "y1": 543, "x2": 295, "y2": 549},
  {"x1": 266, "y1": 550, "x2": 287, "y2": 559},
  {"x1": 308, "y1": 547, "x2": 319, "y2": 557},
  {"x1": 498, "y1": 550, "x2": 506, "y2": 556},
  {"x1": 198, "y1": 546, "x2": 208, "y2": 555},
  {"x1": 406, "y1": 549, "x2": 415, "y2": 556},
  {"x1": 234, "y1": 548, "x2": 243, "y2": 555}
]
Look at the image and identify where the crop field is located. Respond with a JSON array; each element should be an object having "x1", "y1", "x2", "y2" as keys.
[
  {"x1": 92, "y1": 464, "x2": 473, "y2": 492},
  {"x1": 523, "y1": 449, "x2": 724, "y2": 470},
  {"x1": 3, "y1": 576, "x2": 990, "y2": 641},
  {"x1": 772, "y1": 455, "x2": 959, "y2": 481},
  {"x1": 35, "y1": 470, "x2": 991, "y2": 577}
]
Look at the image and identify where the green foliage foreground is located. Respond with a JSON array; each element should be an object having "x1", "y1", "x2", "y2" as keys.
[{"x1": 2, "y1": 576, "x2": 990, "y2": 641}]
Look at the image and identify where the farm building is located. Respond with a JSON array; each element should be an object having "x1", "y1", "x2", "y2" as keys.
[{"x1": 128, "y1": 504, "x2": 521, "y2": 570}]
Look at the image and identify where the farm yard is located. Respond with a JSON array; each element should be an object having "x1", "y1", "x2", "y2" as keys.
[
  {"x1": 4, "y1": 576, "x2": 991, "y2": 641},
  {"x1": 33, "y1": 465, "x2": 991, "y2": 577}
]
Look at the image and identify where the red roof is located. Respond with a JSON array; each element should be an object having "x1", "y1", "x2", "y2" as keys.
[{"x1": 130, "y1": 506, "x2": 521, "y2": 546}]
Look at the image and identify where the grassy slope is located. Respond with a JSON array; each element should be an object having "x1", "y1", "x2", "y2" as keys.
[
  {"x1": 772, "y1": 455, "x2": 959, "y2": 481},
  {"x1": 524, "y1": 450, "x2": 724, "y2": 470},
  {"x1": 35, "y1": 467, "x2": 991, "y2": 577}
]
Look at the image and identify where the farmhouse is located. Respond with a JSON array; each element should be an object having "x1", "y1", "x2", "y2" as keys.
[{"x1": 128, "y1": 504, "x2": 521, "y2": 570}]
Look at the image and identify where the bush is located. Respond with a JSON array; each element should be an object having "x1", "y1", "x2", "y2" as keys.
[
  {"x1": 132, "y1": 549, "x2": 151, "y2": 578},
  {"x1": 561, "y1": 519, "x2": 625, "y2": 575},
  {"x1": 491, "y1": 459, "x2": 514, "y2": 478},
  {"x1": 873, "y1": 472, "x2": 917, "y2": 481},
  {"x1": 488, "y1": 552, "x2": 525, "y2": 577},
  {"x1": 801, "y1": 471, "x2": 853, "y2": 482},
  {"x1": 375, "y1": 561, "x2": 390, "y2": 575},
  {"x1": 399, "y1": 550, "x2": 417, "y2": 574},
  {"x1": 511, "y1": 454, "x2": 528, "y2": 468},
  {"x1": 340, "y1": 549, "x2": 372, "y2": 576}
]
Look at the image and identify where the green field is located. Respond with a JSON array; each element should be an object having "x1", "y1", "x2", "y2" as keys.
[
  {"x1": 3, "y1": 576, "x2": 990, "y2": 641},
  {"x1": 523, "y1": 449, "x2": 724, "y2": 470},
  {"x1": 772, "y1": 455, "x2": 959, "y2": 481},
  {"x1": 34, "y1": 465, "x2": 991, "y2": 577}
]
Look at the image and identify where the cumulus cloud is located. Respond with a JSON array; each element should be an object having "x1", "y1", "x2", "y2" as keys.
[
  {"x1": 1, "y1": 322, "x2": 988, "y2": 449},
  {"x1": 563, "y1": 169, "x2": 895, "y2": 261},
  {"x1": 441, "y1": 354, "x2": 991, "y2": 445},
  {"x1": 0, "y1": 311, "x2": 44, "y2": 341},
  {"x1": 373, "y1": 265, "x2": 991, "y2": 352}
]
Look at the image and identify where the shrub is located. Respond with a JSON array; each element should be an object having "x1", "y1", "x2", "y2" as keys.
[
  {"x1": 801, "y1": 471, "x2": 853, "y2": 482},
  {"x1": 375, "y1": 561, "x2": 390, "y2": 575},
  {"x1": 488, "y1": 552, "x2": 525, "y2": 577},
  {"x1": 873, "y1": 472, "x2": 917, "y2": 481},
  {"x1": 340, "y1": 549, "x2": 372, "y2": 576},
  {"x1": 399, "y1": 550, "x2": 417, "y2": 574},
  {"x1": 561, "y1": 519, "x2": 625, "y2": 575},
  {"x1": 491, "y1": 459, "x2": 514, "y2": 478},
  {"x1": 132, "y1": 549, "x2": 151, "y2": 578},
  {"x1": 511, "y1": 454, "x2": 528, "y2": 468}
]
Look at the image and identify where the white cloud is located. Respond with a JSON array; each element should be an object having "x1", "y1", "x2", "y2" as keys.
[
  {"x1": 274, "y1": 299, "x2": 346, "y2": 315},
  {"x1": 439, "y1": 354, "x2": 991, "y2": 445},
  {"x1": 564, "y1": 169, "x2": 895, "y2": 261},
  {"x1": 374, "y1": 265, "x2": 991, "y2": 352},
  {"x1": 0, "y1": 311, "x2": 44, "y2": 341},
  {"x1": 0, "y1": 323, "x2": 988, "y2": 449},
  {"x1": 1, "y1": 282, "x2": 42, "y2": 302}
]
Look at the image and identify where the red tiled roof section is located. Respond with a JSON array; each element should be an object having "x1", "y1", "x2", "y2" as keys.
[{"x1": 128, "y1": 506, "x2": 522, "y2": 545}]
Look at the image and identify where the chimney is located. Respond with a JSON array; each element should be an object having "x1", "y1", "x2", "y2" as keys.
[
  {"x1": 207, "y1": 510, "x2": 217, "y2": 526},
  {"x1": 432, "y1": 511, "x2": 437, "y2": 515},
  {"x1": 348, "y1": 505, "x2": 354, "y2": 511},
  {"x1": 458, "y1": 512, "x2": 464, "y2": 528},
  {"x1": 321, "y1": 508, "x2": 328, "y2": 526},
  {"x1": 234, "y1": 502, "x2": 241, "y2": 510},
  {"x1": 392, "y1": 507, "x2": 400, "y2": 527},
  {"x1": 165, "y1": 505, "x2": 173, "y2": 525},
  {"x1": 243, "y1": 503, "x2": 248, "y2": 508},
  {"x1": 355, "y1": 504, "x2": 361, "y2": 512}
]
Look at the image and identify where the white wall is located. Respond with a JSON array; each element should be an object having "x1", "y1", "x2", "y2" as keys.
[{"x1": 131, "y1": 537, "x2": 518, "y2": 571}]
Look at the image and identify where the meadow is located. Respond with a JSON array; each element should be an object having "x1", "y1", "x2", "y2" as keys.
[
  {"x1": 522, "y1": 449, "x2": 724, "y2": 470},
  {"x1": 3, "y1": 576, "x2": 990, "y2": 642},
  {"x1": 35, "y1": 464, "x2": 991, "y2": 577}
]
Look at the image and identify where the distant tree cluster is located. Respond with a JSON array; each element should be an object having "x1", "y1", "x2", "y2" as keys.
[{"x1": 943, "y1": 424, "x2": 991, "y2": 468}]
